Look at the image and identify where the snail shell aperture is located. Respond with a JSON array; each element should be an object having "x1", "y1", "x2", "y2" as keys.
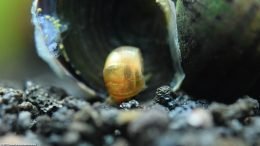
[
  {"x1": 103, "y1": 46, "x2": 145, "y2": 103},
  {"x1": 31, "y1": 0, "x2": 185, "y2": 100}
]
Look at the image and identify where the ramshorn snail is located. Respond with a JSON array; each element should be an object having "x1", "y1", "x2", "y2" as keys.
[{"x1": 31, "y1": 0, "x2": 185, "y2": 102}]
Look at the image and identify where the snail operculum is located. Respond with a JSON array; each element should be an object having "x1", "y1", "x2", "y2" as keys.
[{"x1": 103, "y1": 46, "x2": 145, "y2": 103}]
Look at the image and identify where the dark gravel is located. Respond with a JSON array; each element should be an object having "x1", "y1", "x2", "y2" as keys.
[{"x1": 0, "y1": 83, "x2": 259, "y2": 146}]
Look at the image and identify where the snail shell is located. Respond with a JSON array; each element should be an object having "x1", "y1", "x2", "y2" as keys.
[
  {"x1": 31, "y1": 0, "x2": 185, "y2": 100},
  {"x1": 103, "y1": 46, "x2": 145, "y2": 103}
]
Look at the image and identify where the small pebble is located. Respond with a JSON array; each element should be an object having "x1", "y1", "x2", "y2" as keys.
[
  {"x1": 119, "y1": 100, "x2": 140, "y2": 109},
  {"x1": 17, "y1": 111, "x2": 32, "y2": 131},
  {"x1": 187, "y1": 108, "x2": 213, "y2": 128}
]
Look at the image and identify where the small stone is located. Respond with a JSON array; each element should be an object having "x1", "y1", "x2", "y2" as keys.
[
  {"x1": 18, "y1": 102, "x2": 33, "y2": 110},
  {"x1": 116, "y1": 110, "x2": 142, "y2": 125},
  {"x1": 69, "y1": 121, "x2": 95, "y2": 135},
  {"x1": 25, "y1": 82, "x2": 66, "y2": 113},
  {"x1": 187, "y1": 108, "x2": 213, "y2": 128},
  {"x1": 156, "y1": 86, "x2": 172, "y2": 97},
  {"x1": 0, "y1": 134, "x2": 30, "y2": 144},
  {"x1": 62, "y1": 96, "x2": 88, "y2": 110},
  {"x1": 113, "y1": 138, "x2": 129, "y2": 146},
  {"x1": 154, "y1": 86, "x2": 174, "y2": 107},
  {"x1": 17, "y1": 111, "x2": 32, "y2": 132},
  {"x1": 128, "y1": 110, "x2": 169, "y2": 135},
  {"x1": 209, "y1": 97, "x2": 259, "y2": 124},
  {"x1": 73, "y1": 105, "x2": 102, "y2": 127},
  {"x1": 228, "y1": 119, "x2": 243, "y2": 132},
  {"x1": 2, "y1": 114, "x2": 17, "y2": 132},
  {"x1": 52, "y1": 107, "x2": 75, "y2": 122},
  {"x1": 99, "y1": 108, "x2": 119, "y2": 126},
  {"x1": 104, "y1": 135, "x2": 115, "y2": 145},
  {"x1": 36, "y1": 115, "x2": 52, "y2": 135},
  {"x1": 214, "y1": 138, "x2": 247, "y2": 146},
  {"x1": 49, "y1": 133, "x2": 62, "y2": 145},
  {"x1": 18, "y1": 102, "x2": 40, "y2": 116},
  {"x1": 154, "y1": 86, "x2": 209, "y2": 113},
  {"x1": 63, "y1": 131, "x2": 80, "y2": 145},
  {"x1": 127, "y1": 110, "x2": 169, "y2": 146},
  {"x1": 0, "y1": 97, "x2": 3, "y2": 104},
  {"x1": 0, "y1": 87, "x2": 24, "y2": 105},
  {"x1": 119, "y1": 100, "x2": 140, "y2": 109},
  {"x1": 25, "y1": 131, "x2": 45, "y2": 146},
  {"x1": 114, "y1": 129, "x2": 121, "y2": 136}
]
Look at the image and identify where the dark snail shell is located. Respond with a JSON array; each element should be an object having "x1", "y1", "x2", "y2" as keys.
[
  {"x1": 32, "y1": 0, "x2": 185, "y2": 99},
  {"x1": 176, "y1": 0, "x2": 260, "y2": 102}
]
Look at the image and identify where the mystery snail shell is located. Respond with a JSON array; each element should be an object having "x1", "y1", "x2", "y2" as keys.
[{"x1": 31, "y1": 0, "x2": 185, "y2": 100}]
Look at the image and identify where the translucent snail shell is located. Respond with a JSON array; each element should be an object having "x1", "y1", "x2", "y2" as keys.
[{"x1": 103, "y1": 46, "x2": 145, "y2": 103}]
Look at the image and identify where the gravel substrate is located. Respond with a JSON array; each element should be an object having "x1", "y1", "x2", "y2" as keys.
[{"x1": 0, "y1": 82, "x2": 259, "y2": 146}]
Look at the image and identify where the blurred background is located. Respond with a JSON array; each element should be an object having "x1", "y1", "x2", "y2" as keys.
[
  {"x1": 0, "y1": 1, "x2": 101, "y2": 98},
  {"x1": 0, "y1": 1, "x2": 83, "y2": 95},
  {"x1": 0, "y1": 1, "x2": 49, "y2": 82}
]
